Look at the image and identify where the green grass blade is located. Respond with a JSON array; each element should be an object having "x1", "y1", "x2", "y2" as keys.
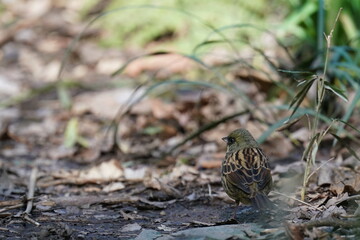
[
  {"x1": 331, "y1": 133, "x2": 360, "y2": 161},
  {"x1": 324, "y1": 81, "x2": 348, "y2": 102},
  {"x1": 64, "y1": 117, "x2": 78, "y2": 148},
  {"x1": 289, "y1": 77, "x2": 316, "y2": 118}
]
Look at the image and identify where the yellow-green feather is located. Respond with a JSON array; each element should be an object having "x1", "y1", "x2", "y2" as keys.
[{"x1": 226, "y1": 129, "x2": 260, "y2": 152}]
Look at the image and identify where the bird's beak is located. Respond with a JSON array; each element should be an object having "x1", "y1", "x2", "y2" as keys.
[{"x1": 222, "y1": 137, "x2": 228, "y2": 143}]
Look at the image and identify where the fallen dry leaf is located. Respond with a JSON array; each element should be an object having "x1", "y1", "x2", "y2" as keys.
[
  {"x1": 150, "y1": 98, "x2": 175, "y2": 119},
  {"x1": 124, "y1": 53, "x2": 195, "y2": 78},
  {"x1": 79, "y1": 159, "x2": 123, "y2": 181},
  {"x1": 324, "y1": 205, "x2": 346, "y2": 218},
  {"x1": 325, "y1": 193, "x2": 350, "y2": 208},
  {"x1": 317, "y1": 164, "x2": 333, "y2": 186},
  {"x1": 197, "y1": 152, "x2": 223, "y2": 169},
  {"x1": 72, "y1": 88, "x2": 146, "y2": 119},
  {"x1": 103, "y1": 182, "x2": 125, "y2": 193},
  {"x1": 124, "y1": 167, "x2": 148, "y2": 182}
]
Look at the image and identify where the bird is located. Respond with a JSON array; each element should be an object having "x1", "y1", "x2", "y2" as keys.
[{"x1": 221, "y1": 128, "x2": 273, "y2": 210}]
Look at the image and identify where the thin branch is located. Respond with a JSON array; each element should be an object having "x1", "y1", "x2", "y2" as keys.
[
  {"x1": 0, "y1": 198, "x2": 24, "y2": 207},
  {"x1": 306, "y1": 157, "x2": 334, "y2": 183},
  {"x1": 20, "y1": 167, "x2": 40, "y2": 226},
  {"x1": 25, "y1": 167, "x2": 38, "y2": 214},
  {"x1": 271, "y1": 191, "x2": 323, "y2": 211},
  {"x1": 22, "y1": 214, "x2": 40, "y2": 226},
  {"x1": 0, "y1": 203, "x2": 24, "y2": 214},
  {"x1": 301, "y1": 216, "x2": 360, "y2": 229},
  {"x1": 337, "y1": 194, "x2": 360, "y2": 205},
  {"x1": 287, "y1": 216, "x2": 360, "y2": 238}
]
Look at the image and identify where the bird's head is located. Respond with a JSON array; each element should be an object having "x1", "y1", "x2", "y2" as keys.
[{"x1": 222, "y1": 128, "x2": 260, "y2": 152}]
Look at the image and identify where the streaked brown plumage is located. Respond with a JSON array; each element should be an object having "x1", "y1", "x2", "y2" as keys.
[{"x1": 221, "y1": 128, "x2": 273, "y2": 209}]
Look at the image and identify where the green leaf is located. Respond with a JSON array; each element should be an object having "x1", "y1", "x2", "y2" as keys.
[
  {"x1": 331, "y1": 133, "x2": 360, "y2": 161},
  {"x1": 335, "y1": 62, "x2": 360, "y2": 75},
  {"x1": 257, "y1": 105, "x2": 335, "y2": 144},
  {"x1": 288, "y1": 76, "x2": 316, "y2": 118},
  {"x1": 297, "y1": 79, "x2": 309, "y2": 86},
  {"x1": 335, "y1": 119, "x2": 360, "y2": 135},
  {"x1": 310, "y1": 140, "x2": 318, "y2": 165},
  {"x1": 278, "y1": 69, "x2": 314, "y2": 75},
  {"x1": 333, "y1": 68, "x2": 357, "y2": 88},
  {"x1": 77, "y1": 136, "x2": 89, "y2": 148},
  {"x1": 57, "y1": 84, "x2": 72, "y2": 109},
  {"x1": 277, "y1": 114, "x2": 304, "y2": 131},
  {"x1": 278, "y1": 1, "x2": 317, "y2": 38},
  {"x1": 301, "y1": 132, "x2": 320, "y2": 163},
  {"x1": 64, "y1": 118, "x2": 78, "y2": 148},
  {"x1": 143, "y1": 126, "x2": 163, "y2": 135},
  {"x1": 324, "y1": 81, "x2": 348, "y2": 102}
]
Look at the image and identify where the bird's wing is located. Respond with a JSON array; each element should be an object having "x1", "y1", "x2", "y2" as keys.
[{"x1": 222, "y1": 148, "x2": 272, "y2": 194}]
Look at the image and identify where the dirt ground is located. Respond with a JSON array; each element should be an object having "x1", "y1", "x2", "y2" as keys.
[
  {"x1": 1, "y1": 173, "x2": 289, "y2": 240},
  {"x1": 1, "y1": 1, "x2": 360, "y2": 240}
]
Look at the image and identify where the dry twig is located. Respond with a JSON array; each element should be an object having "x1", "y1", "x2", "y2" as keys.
[
  {"x1": 25, "y1": 167, "x2": 37, "y2": 214},
  {"x1": 20, "y1": 167, "x2": 40, "y2": 226},
  {"x1": 306, "y1": 157, "x2": 334, "y2": 183},
  {"x1": 271, "y1": 191, "x2": 323, "y2": 211},
  {"x1": 0, "y1": 198, "x2": 24, "y2": 207},
  {"x1": 44, "y1": 194, "x2": 175, "y2": 210},
  {"x1": 290, "y1": 216, "x2": 360, "y2": 230},
  {"x1": 0, "y1": 203, "x2": 24, "y2": 214},
  {"x1": 337, "y1": 194, "x2": 360, "y2": 205}
]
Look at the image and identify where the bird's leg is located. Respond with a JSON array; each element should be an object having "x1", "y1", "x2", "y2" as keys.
[{"x1": 233, "y1": 201, "x2": 239, "y2": 219}]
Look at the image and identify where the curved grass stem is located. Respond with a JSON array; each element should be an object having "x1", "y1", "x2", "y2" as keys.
[{"x1": 300, "y1": 8, "x2": 343, "y2": 201}]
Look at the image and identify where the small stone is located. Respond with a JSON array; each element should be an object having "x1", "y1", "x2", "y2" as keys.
[{"x1": 121, "y1": 223, "x2": 142, "y2": 232}]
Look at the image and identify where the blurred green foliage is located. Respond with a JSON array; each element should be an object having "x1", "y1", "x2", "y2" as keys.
[
  {"x1": 69, "y1": 1, "x2": 360, "y2": 147},
  {"x1": 84, "y1": 1, "x2": 359, "y2": 68},
  {"x1": 325, "y1": 0, "x2": 359, "y2": 48},
  {"x1": 281, "y1": 0, "x2": 359, "y2": 63},
  {"x1": 84, "y1": 0, "x2": 288, "y2": 52},
  {"x1": 278, "y1": 1, "x2": 360, "y2": 200},
  {"x1": 281, "y1": 0, "x2": 359, "y2": 120}
]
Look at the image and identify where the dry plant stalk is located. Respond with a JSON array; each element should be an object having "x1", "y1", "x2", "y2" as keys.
[
  {"x1": 20, "y1": 167, "x2": 40, "y2": 226},
  {"x1": 300, "y1": 8, "x2": 343, "y2": 201}
]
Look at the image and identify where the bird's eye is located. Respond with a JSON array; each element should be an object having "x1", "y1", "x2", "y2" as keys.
[{"x1": 227, "y1": 137, "x2": 235, "y2": 144}]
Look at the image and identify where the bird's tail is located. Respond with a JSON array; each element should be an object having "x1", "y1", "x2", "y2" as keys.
[{"x1": 251, "y1": 193, "x2": 274, "y2": 209}]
